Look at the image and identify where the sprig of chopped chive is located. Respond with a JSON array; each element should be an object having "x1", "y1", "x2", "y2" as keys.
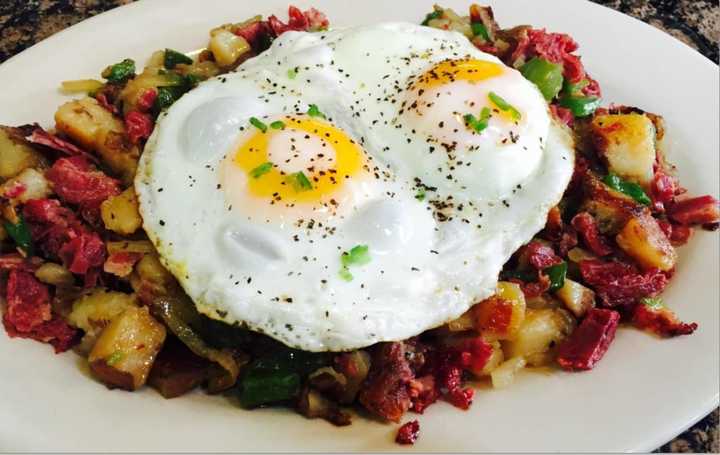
[
  {"x1": 249, "y1": 117, "x2": 267, "y2": 132},
  {"x1": 287, "y1": 171, "x2": 313, "y2": 191},
  {"x1": 287, "y1": 67, "x2": 298, "y2": 79},
  {"x1": 307, "y1": 104, "x2": 326, "y2": 119},
  {"x1": 415, "y1": 188, "x2": 426, "y2": 201},
  {"x1": 250, "y1": 162, "x2": 273, "y2": 178},
  {"x1": 488, "y1": 91, "x2": 521, "y2": 121},
  {"x1": 339, "y1": 245, "x2": 371, "y2": 281},
  {"x1": 270, "y1": 120, "x2": 285, "y2": 129},
  {"x1": 464, "y1": 107, "x2": 492, "y2": 133}
]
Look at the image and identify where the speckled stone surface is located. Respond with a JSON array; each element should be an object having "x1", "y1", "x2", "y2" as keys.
[{"x1": 0, "y1": 1, "x2": 717, "y2": 452}]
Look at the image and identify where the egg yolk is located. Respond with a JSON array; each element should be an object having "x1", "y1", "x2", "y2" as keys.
[
  {"x1": 232, "y1": 115, "x2": 366, "y2": 204},
  {"x1": 411, "y1": 58, "x2": 504, "y2": 90}
]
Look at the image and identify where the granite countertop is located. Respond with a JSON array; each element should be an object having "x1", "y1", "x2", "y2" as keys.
[{"x1": 0, "y1": 0, "x2": 717, "y2": 452}]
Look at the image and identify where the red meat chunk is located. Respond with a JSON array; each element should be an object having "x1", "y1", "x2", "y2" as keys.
[
  {"x1": 632, "y1": 304, "x2": 697, "y2": 337},
  {"x1": 571, "y1": 212, "x2": 613, "y2": 256},
  {"x1": 136, "y1": 88, "x2": 158, "y2": 112},
  {"x1": 579, "y1": 259, "x2": 668, "y2": 306},
  {"x1": 124, "y1": 111, "x2": 154, "y2": 144},
  {"x1": 45, "y1": 156, "x2": 121, "y2": 217},
  {"x1": 396, "y1": 420, "x2": 420, "y2": 445},
  {"x1": 268, "y1": 6, "x2": 309, "y2": 35},
  {"x1": 58, "y1": 229, "x2": 106, "y2": 275},
  {"x1": 557, "y1": 308, "x2": 620, "y2": 371},
  {"x1": 358, "y1": 342, "x2": 414, "y2": 422},
  {"x1": 525, "y1": 241, "x2": 563, "y2": 270},
  {"x1": 668, "y1": 195, "x2": 720, "y2": 227},
  {"x1": 103, "y1": 252, "x2": 143, "y2": 277}
]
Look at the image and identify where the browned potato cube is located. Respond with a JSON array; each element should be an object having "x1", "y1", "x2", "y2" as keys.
[
  {"x1": 471, "y1": 281, "x2": 526, "y2": 341},
  {"x1": 581, "y1": 174, "x2": 644, "y2": 234},
  {"x1": 89, "y1": 306, "x2": 166, "y2": 390},
  {"x1": 555, "y1": 278, "x2": 595, "y2": 318},
  {"x1": 54, "y1": 97, "x2": 139, "y2": 183},
  {"x1": 0, "y1": 127, "x2": 43, "y2": 181},
  {"x1": 503, "y1": 308, "x2": 575, "y2": 366},
  {"x1": 100, "y1": 186, "x2": 142, "y2": 235},
  {"x1": 616, "y1": 213, "x2": 677, "y2": 271},
  {"x1": 591, "y1": 113, "x2": 656, "y2": 188}
]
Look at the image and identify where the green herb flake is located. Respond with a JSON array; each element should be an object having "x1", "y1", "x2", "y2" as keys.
[
  {"x1": 287, "y1": 172, "x2": 313, "y2": 192},
  {"x1": 603, "y1": 173, "x2": 652, "y2": 206},
  {"x1": 641, "y1": 297, "x2": 664, "y2": 309},
  {"x1": 471, "y1": 22, "x2": 490, "y2": 41},
  {"x1": 307, "y1": 104, "x2": 326, "y2": 119},
  {"x1": 415, "y1": 188, "x2": 426, "y2": 201},
  {"x1": 250, "y1": 162, "x2": 273, "y2": 178},
  {"x1": 250, "y1": 117, "x2": 268, "y2": 133},
  {"x1": 339, "y1": 267, "x2": 354, "y2": 282},
  {"x1": 106, "y1": 351, "x2": 124, "y2": 366},
  {"x1": 421, "y1": 10, "x2": 442, "y2": 25},
  {"x1": 341, "y1": 244, "x2": 371, "y2": 268},
  {"x1": 163, "y1": 49, "x2": 193, "y2": 69},
  {"x1": 464, "y1": 107, "x2": 492, "y2": 134},
  {"x1": 3, "y1": 215, "x2": 33, "y2": 257},
  {"x1": 270, "y1": 120, "x2": 285, "y2": 130},
  {"x1": 545, "y1": 262, "x2": 568, "y2": 292},
  {"x1": 488, "y1": 91, "x2": 522, "y2": 121},
  {"x1": 287, "y1": 68, "x2": 298, "y2": 79},
  {"x1": 101, "y1": 58, "x2": 136, "y2": 83}
]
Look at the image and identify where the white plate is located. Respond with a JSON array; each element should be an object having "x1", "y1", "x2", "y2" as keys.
[{"x1": 0, "y1": 0, "x2": 717, "y2": 451}]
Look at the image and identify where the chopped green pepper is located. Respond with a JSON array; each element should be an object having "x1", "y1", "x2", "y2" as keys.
[
  {"x1": 488, "y1": 91, "x2": 521, "y2": 121},
  {"x1": 238, "y1": 349, "x2": 329, "y2": 408},
  {"x1": 501, "y1": 269, "x2": 537, "y2": 283},
  {"x1": 641, "y1": 297, "x2": 663, "y2": 309},
  {"x1": 520, "y1": 57, "x2": 564, "y2": 101},
  {"x1": 163, "y1": 49, "x2": 193, "y2": 69},
  {"x1": 101, "y1": 58, "x2": 136, "y2": 83},
  {"x1": 471, "y1": 22, "x2": 490, "y2": 41},
  {"x1": 603, "y1": 172, "x2": 652, "y2": 205},
  {"x1": 545, "y1": 262, "x2": 567, "y2": 292},
  {"x1": 249, "y1": 117, "x2": 268, "y2": 133},
  {"x1": 151, "y1": 74, "x2": 202, "y2": 113},
  {"x1": 562, "y1": 78, "x2": 590, "y2": 97},
  {"x1": 558, "y1": 95, "x2": 601, "y2": 118},
  {"x1": 3, "y1": 215, "x2": 33, "y2": 257},
  {"x1": 287, "y1": 172, "x2": 313, "y2": 191},
  {"x1": 250, "y1": 162, "x2": 273, "y2": 178},
  {"x1": 421, "y1": 10, "x2": 442, "y2": 25}
]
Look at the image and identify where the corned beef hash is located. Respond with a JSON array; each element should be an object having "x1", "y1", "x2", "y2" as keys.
[{"x1": 1, "y1": 4, "x2": 717, "y2": 445}]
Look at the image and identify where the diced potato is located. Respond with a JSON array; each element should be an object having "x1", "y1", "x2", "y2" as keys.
[
  {"x1": 35, "y1": 262, "x2": 74, "y2": 287},
  {"x1": 119, "y1": 67, "x2": 170, "y2": 114},
  {"x1": 616, "y1": 213, "x2": 677, "y2": 271},
  {"x1": 68, "y1": 289, "x2": 138, "y2": 354},
  {"x1": 209, "y1": 29, "x2": 251, "y2": 68},
  {"x1": 100, "y1": 186, "x2": 142, "y2": 235},
  {"x1": 54, "y1": 97, "x2": 139, "y2": 183},
  {"x1": 491, "y1": 356, "x2": 526, "y2": 389},
  {"x1": 581, "y1": 175, "x2": 643, "y2": 234},
  {"x1": 0, "y1": 128, "x2": 43, "y2": 181},
  {"x1": 566, "y1": 247, "x2": 597, "y2": 263},
  {"x1": 130, "y1": 254, "x2": 178, "y2": 302},
  {"x1": 1, "y1": 168, "x2": 50, "y2": 203},
  {"x1": 555, "y1": 278, "x2": 595, "y2": 318},
  {"x1": 503, "y1": 308, "x2": 576, "y2": 366},
  {"x1": 471, "y1": 281, "x2": 526, "y2": 341},
  {"x1": 89, "y1": 306, "x2": 166, "y2": 390},
  {"x1": 476, "y1": 340, "x2": 504, "y2": 377},
  {"x1": 591, "y1": 113, "x2": 656, "y2": 188}
]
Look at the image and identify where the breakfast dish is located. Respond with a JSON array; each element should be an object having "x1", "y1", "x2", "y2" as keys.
[{"x1": 0, "y1": 3, "x2": 717, "y2": 446}]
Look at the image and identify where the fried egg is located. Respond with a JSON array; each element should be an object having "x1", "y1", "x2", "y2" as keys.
[{"x1": 135, "y1": 23, "x2": 574, "y2": 351}]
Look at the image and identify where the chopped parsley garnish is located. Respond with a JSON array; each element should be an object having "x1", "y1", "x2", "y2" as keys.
[
  {"x1": 3, "y1": 214, "x2": 33, "y2": 257},
  {"x1": 489, "y1": 91, "x2": 521, "y2": 121},
  {"x1": 471, "y1": 22, "x2": 490, "y2": 41},
  {"x1": 464, "y1": 107, "x2": 492, "y2": 134},
  {"x1": 270, "y1": 120, "x2": 285, "y2": 130},
  {"x1": 163, "y1": 48, "x2": 193, "y2": 69},
  {"x1": 287, "y1": 68, "x2": 298, "y2": 79},
  {"x1": 250, "y1": 117, "x2": 268, "y2": 133},
  {"x1": 287, "y1": 172, "x2": 313, "y2": 191},
  {"x1": 641, "y1": 297, "x2": 663, "y2": 309},
  {"x1": 106, "y1": 351, "x2": 124, "y2": 366},
  {"x1": 339, "y1": 244, "x2": 371, "y2": 281},
  {"x1": 415, "y1": 188, "x2": 426, "y2": 201},
  {"x1": 250, "y1": 162, "x2": 273, "y2": 178},
  {"x1": 307, "y1": 104, "x2": 326, "y2": 119}
]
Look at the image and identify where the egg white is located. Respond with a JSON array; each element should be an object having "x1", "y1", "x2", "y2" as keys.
[{"x1": 135, "y1": 23, "x2": 574, "y2": 351}]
